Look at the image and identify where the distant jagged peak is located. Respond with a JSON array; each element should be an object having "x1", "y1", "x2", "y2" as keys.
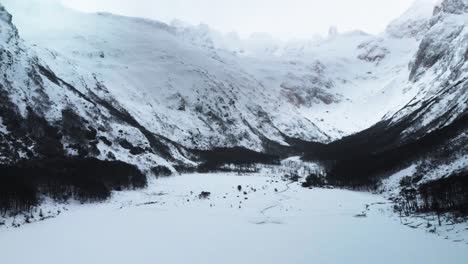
[
  {"x1": 169, "y1": 20, "x2": 221, "y2": 49},
  {"x1": 328, "y1": 26, "x2": 339, "y2": 38},
  {"x1": 324, "y1": 25, "x2": 370, "y2": 40},
  {"x1": 385, "y1": 0, "x2": 435, "y2": 39},
  {"x1": 0, "y1": 4, "x2": 19, "y2": 45},
  {"x1": 170, "y1": 19, "x2": 210, "y2": 32},
  {"x1": 434, "y1": 0, "x2": 468, "y2": 15},
  {"x1": 0, "y1": 5, "x2": 13, "y2": 24}
]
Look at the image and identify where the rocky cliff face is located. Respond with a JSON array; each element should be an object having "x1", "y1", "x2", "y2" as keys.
[
  {"x1": 385, "y1": 0, "x2": 434, "y2": 39},
  {"x1": 0, "y1": 4, "x2": 189, "y2": 172},
  {"x1": 2, "y1": 0, "x2": 334, "y2": 153},
  {"x1": 435, "y1": 0, "x2": 468, "y2": 14},
  {"x1": 396, "y1": 0, "x2": 468, "y2": 138},
  {"x1": 0, "y1": 0, "x2": 466, "y2": 187},
  {"x1": 0, "y1": 0, "x2": 467, "y2": 214},
  {"x1": 305, "y1": 0, "x2": 468, "y2": 214}
]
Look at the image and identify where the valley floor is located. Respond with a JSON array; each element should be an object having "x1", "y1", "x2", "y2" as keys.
[{"x1": 1, "y1": 173, "x2": 468, "y2": 264}]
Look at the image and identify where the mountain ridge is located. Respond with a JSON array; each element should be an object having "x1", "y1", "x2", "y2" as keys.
[{"x1": 0, "y1": 0, "x2": 467, "y2": 214}]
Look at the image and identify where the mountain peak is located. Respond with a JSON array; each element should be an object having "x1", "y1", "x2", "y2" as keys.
[
  {"x1": 328, "y1": 26, "x2": 339, "y2": 38},
  {"x1": 385, "y1": 0, "x2": 435, "y2": 39},
  {"x1": 434, "y1": 0, "x2": 468, "y2": 14},
  {"x1": 0, "y1": 5, "x2": 18, "y2": 44},
  {"x1": 0, "y1": 5, "x2": 13, "y2": 24}
]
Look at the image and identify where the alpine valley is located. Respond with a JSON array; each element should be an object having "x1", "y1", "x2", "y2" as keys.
[{"x1": 0, "y1": 0, "x2": 467, "y2": 262}]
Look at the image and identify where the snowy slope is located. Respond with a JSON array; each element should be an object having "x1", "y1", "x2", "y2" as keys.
[
  {"x1": 0, "y1": 3, "x2": 188, "y2": 171},
  {"x1": 2, "y1": 0, "x2": 330, "y2": 152},
  {"x1": 389, "y1": 1, "x2": 468, "y2": 138},
  {"x1": 1, "y1": 0, "x2": 466, "y2": 193},
  {"x1": 306, "y1": 0, "x2": 468, "y2": 211},
  {"x1": 2, "y1": 0, "x2": 438, "y2": 146},
  {"x1": 1, "y1": 173, "x2": 468, "y2": 264},
  {"x1": 1, "y1": 1, "x2": 468, "y2": 254},
  {"x1": 382, "y1": 0, "x2": 468, "y2": 176},
  {"x1": 162, "y1": 18, "x2": 428, "y2": 138},
  {"x1": 386, "y1": 0, "x2": 434, "y2": 39}
]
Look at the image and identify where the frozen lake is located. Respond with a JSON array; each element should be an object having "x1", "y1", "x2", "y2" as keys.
[{"x1": 1, "y1": 173, "x2": 467, "y2": 264}]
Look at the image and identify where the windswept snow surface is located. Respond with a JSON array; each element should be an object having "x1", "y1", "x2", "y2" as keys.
[{"x1": 1, "y1": 173, "x2": 467, "y2": 264}]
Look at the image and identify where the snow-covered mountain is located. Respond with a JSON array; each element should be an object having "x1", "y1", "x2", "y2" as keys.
[
  {"x1": 382, "y1": 0, "x2": 468, "y2": 196},
  {"x1": 2, "y1": 0, "x2": 331, "y2": 155},
  {"x1": 386, "y1": 0, "x2": 434, "y2": 39},
  {"x1": 306, "y1": 0, "x2": 468, "y2": 214},
  {"x1": 1, "y1": 0, "x2": 435, "y2": 150},
  {"x1": 0, "y1": 0, "x2": 466, "y2": 206},
  {"x1": 0, "y1": 3, "x2": 190, "y2": 172}
]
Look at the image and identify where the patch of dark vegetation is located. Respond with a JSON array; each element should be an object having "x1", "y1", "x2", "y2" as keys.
[
  {"x1": 172, "y1": 165, "x2": 197, "y2": 174},
  {"x1": 119, "y1": 139, "x2": 146, "y2": 155},
  {"x1": 354, "y1": 213, "x2": 367, "y2": 218},
  {"x1": 26, "y1": 108, "x2": 65, "y2": 158},
  {"x1": 0, "y1": 158, "x2": 146, "y2": 214},
  {"x1": 99, "y1": 136, "x2": 112, "y2": 146},
  {"x1": 285, "y1": 174, "x2": 301, "y2": 182},
  {"x1": 255, "y1": 131, "x2": 331, "y2": 159},
  {"x1": 151, "y1": 165, "x2": 172, "y2": 177},
  {"x1": 0, "y1": 99, "x2": 65, "y2": 162},
  {"x1": 402, "y1": 171, "x2": 468, "y2": 216},
  {"x1": 301, "y1": 173, "x2": 327, "y2": 188},
  {"x1": 88, "y1": 91, "x2": 173, "y2": 160},
  {"x1": 198, "y1": 191, "x2": 211, "y2": 199},
  {"x1": 61, "y1": 108, "x2": 100, "y2": 157},
  {"x1": 300, "y1": 80, "x2": 468, "y2": 215},
  {"x1": 196, "y1": 147, "x2": 280, "y2": 172},
  {"x1": 0, "y1": 90, "x2": 102, "y2": 162},
  {"x1": 197, "y1": 164, "x2": 261, "y2": 174},
  {"x1": 304, "y1": 103, "x2": 468, "y2": 189}
]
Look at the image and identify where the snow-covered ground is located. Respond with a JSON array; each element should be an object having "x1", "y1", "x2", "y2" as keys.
[{"x1": 1, "y1": 173, "x2": 467, "y2": 264}]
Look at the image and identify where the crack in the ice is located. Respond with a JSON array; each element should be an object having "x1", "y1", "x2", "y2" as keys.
[{"x1": 255, "y1": 181, "x2": 293, "y2": 225}]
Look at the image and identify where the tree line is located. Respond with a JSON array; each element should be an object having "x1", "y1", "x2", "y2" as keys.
[
  {"x1": 398, "y1": 171, "x2": 468, "y2": 216},
  {"x1": 0, "y1": 158, "x2": 146, "y2": 215}
]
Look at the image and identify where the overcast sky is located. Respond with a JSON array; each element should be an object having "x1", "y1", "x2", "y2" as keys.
[{"x1": 59, "y1": 0, "x2": 419, "y2": 38}]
